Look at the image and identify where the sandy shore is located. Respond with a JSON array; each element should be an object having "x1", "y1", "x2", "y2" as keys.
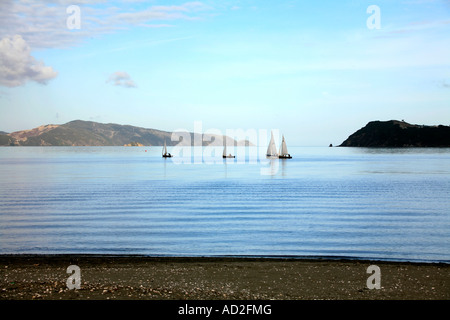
[{"x1": 1, "y1": 255, "x2": 449, "y2": 300}]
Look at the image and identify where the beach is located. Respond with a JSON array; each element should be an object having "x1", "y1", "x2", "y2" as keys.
[{"x1": 1, "y1": 255, "x2": 448, "y2": 300}]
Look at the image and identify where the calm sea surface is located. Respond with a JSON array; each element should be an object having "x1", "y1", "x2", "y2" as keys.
[{"x1": 0, "y1": 146, "x2": 449, "y2": 262}]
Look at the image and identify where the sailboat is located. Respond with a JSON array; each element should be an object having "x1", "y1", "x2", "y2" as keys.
[
  {"x1": 278, "y1": 135, "x2": 292, "y2": 159},
  {"x1": 222, "y1": 136, "x2": 234, "y2": 159},
  {"x1": 222, "y1": 144, "x2": 235, "y2": 158},
  {"x1": 266, "y1": 131, "x2": 278, "y2": 157},
  {"x1": 162, "y1": 140, "x2": 173, "y2": 158}
]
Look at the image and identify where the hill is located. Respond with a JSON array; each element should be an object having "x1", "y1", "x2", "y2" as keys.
[
  {"x1": 0, "y1": 134, "x2": 15, "y2": 146},
  {"x1": 340, "y1": 120, "x2": 450, "y2": 147},
  {"x1": 1, "y1": 120, "x2": 253, "y2": 147}
]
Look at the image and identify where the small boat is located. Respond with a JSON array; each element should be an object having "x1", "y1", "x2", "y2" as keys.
[
  {"x1": 278, "y1": 135, "x2": 292, "y2": 159},
  {"x1": 222, "y1": 140, "x2": 235, "y2": 158},
  {"x1": 266, "y1": 131, "x2": 278, "y2": 157},
  {"x1": 162, "y1": 140, "x2": 173, "y2": 158}
]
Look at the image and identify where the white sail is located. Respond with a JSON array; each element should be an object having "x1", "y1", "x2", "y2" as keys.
[
  {"x1": 280, "y1": 135, "x2": 288, "y2": 156},
  {"x1": 222, "y1": 135, "x2": 227, "y2": 157},
  {"x1": 163, "y1": 140, "x2": 167, "y2": 155},
  {"x1": 266, "y1": 131, "x2": 278, "y2": 156}
]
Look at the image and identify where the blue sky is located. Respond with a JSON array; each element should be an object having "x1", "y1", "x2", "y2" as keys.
[{"x1": 0, "y1": 0, "x2": 449, "y2": 146}]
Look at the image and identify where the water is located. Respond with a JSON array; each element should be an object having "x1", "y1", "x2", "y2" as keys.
[{"x1": 0, "y1": 146, "x2": 449, "y2": 263}]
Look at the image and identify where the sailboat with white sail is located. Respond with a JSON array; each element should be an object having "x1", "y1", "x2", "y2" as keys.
[
  {"x1": 278, "y1": 135, "x2": 292, "y2": 159},
  {"x1": 162, "y1": 139, "x2": 173, "y2": 158},
  {"x1": 222, "y1": 136, "x2": 235, "y2": 158},
  {"x1": 266, "y1": 131, "x2": 278, "y2": 157},
  {"x1": 222, "y1": 145, "x2": 235, "y2": 158}
]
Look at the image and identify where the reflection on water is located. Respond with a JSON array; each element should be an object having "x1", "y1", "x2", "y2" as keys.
[{"x1": 0, "y1": 146, "x2": 449, "y2": 262}]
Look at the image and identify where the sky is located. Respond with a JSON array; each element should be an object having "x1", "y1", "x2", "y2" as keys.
[{"x1": 0, "y1": 0, "x2": 449, "y2": 146}]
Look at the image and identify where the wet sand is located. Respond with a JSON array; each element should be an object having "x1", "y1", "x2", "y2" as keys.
[{"x1": 1, "y1": 255, "x2": 449, "y2": 300}]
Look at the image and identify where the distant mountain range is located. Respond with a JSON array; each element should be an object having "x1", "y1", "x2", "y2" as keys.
[
  {"x1": 0, "y1": 120, "x2": 253, "y2": 147},
  {"x1": 340, "y1": 120, "x2": 450, "y2": 147},
  {"x1": 3, "y1": 119, "x2": 449, "y2": 148}
]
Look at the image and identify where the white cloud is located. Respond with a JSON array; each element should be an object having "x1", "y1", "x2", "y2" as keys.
[
  {"x1": 107, "y1": 71, "x2": 137, "y2": 88},
  {"x1": 111, "y1": 2, "x2": 208, "y2": 25},
  {"x1": 0, "y1": 1, "x2": 211, "y2": 50},
  {"x1": 0, "y1": 34, "x2": 57, "y2": 87}
]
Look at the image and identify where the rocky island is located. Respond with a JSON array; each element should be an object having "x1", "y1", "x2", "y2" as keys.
[{"x1": 340, "y1": 120, "x2": 450, "y2": 147}]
